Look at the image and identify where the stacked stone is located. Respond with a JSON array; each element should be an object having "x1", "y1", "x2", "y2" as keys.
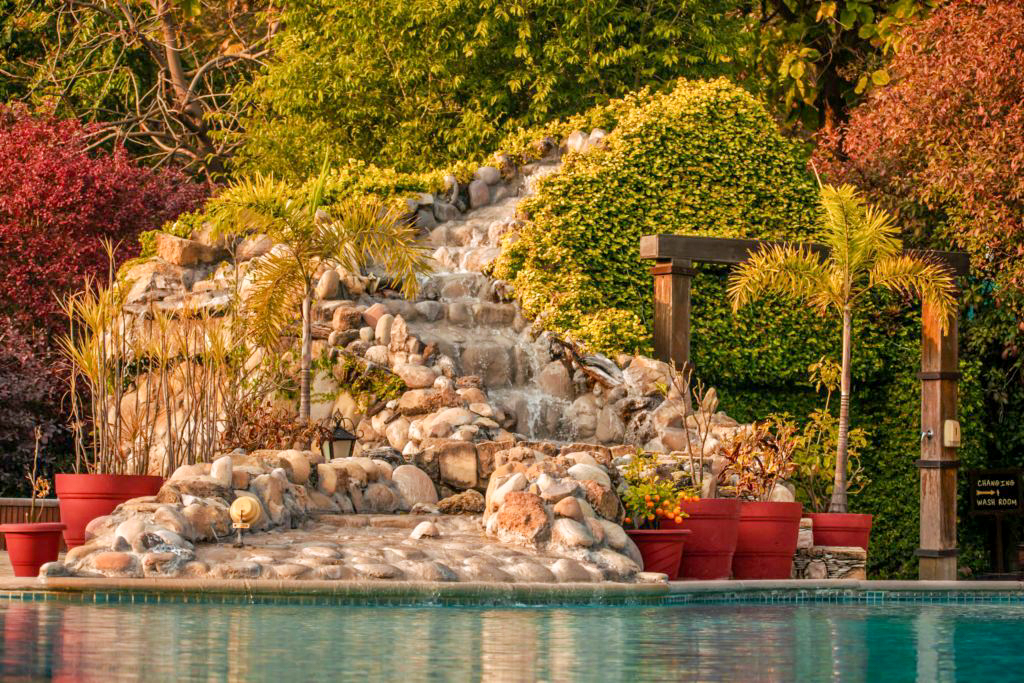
[
  {"x1": 44, "y1": 449, "x2": 441, "y2": 579},
  {"x1": 481, "y1": 445, "x2": 646, "y2": 581},
  {"x1": 40, "y1": 444, "x2": 661, "y2": 583},
  {"x1": 791, "y1": 518, "x2": 868, "y2": 580}
]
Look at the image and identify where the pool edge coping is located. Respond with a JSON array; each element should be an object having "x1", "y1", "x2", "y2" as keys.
[{"x1": 0, "y1": 577, "x2": 1023, "y2": 605}]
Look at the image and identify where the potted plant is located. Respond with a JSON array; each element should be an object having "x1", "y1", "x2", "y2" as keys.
[
  {"x1": 56, "y1": 247, "x2": 165, "y2": 548},
  {"x1": 0, "y1": 430, "x2": 66, "y2": 577},
  {"x1": 718, "y1": 420, "x2": 802, "y2": 579},
  {"x1": 728, "y1": 183, "x2": 956, "y2": 518},
  {"x1": 789, "y1": 358, "x2": 873, "y2": 550},
  {"x1": 621, "y1": 451, "x2": 692, "y2": 577},
  {"x1": 662, "y1": 365, "x2": 744, "y2": 580}
]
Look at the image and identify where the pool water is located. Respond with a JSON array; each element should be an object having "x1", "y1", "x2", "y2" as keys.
[{"x1": 0, "y1": 598, "x2": 1021, "y2": 681}]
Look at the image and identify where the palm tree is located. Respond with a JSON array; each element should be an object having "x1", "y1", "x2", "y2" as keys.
[
  {"x1": 210, "y1": 164, "x2": 431, "y2": 421},
  {"x1": 727, "y1": 184, "x2": 957, "y2": 513}
]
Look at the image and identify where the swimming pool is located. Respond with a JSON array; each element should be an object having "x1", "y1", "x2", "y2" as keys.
[{"x1": 1, "y1": 593, "x2": 1021, "y2": 681}]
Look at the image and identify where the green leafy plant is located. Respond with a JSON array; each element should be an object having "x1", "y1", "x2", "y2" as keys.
[
  {"x1": 728, "y1": 183, "x2": 957, "y2": 512},
  {"x1": 207, "y1": 161, "x2": 431, "y2": 420},
  {"x1": 230, "y1": 0, "x2": 746, "y2": 177},
  {"x1": 785, "y1": 358, "x2": 870, "y2": 513},
  {"x1": 492, "y1": 77, "x2": 819, "y2": 355},
  {"x1": 717, "y1": 420, "x2": 799, "y2": 502},
  {"x1": 620, "y1": 450, "x2": 695, "y2": 530}
]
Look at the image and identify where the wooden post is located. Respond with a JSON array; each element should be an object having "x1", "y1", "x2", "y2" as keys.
[
  {"x1": 650, "y1": 259, "x2": 694, "y2": 369},
  {"x1": 917, "y1": 299, "x2": 960, "y2": 580}
]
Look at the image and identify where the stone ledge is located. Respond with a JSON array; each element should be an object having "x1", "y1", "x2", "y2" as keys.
[
  {"x1": 667, "y1": 579, "x2": 1024, "y2": 593},
  {"x1": 0, "y1": 577, "x2": 669, "y2": 605}
]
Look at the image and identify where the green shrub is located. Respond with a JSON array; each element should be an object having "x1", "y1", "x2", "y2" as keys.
[{"x1": 494, "y1": 78, "x2": 819, "y2": 356}]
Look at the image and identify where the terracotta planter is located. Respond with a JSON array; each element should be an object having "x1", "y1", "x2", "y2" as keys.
[
  {"x1": 0, "y1": 522, "x2": 66, "y2": 577},
  {"x1": 55, "y1": 473, "x2": 163, "y2": 548},
  {"x1": 732, "y1": 501, "x2": 803, "y2": 579},
  {"x1": 806, "y1": 512, "x2": 873, "y2": 550},
  {"x1": 663, "y1": 498, "x2": 742, "y2": 580},
  {"x1": 626, "y1": 528, "x2": 691, "y2": 577}
]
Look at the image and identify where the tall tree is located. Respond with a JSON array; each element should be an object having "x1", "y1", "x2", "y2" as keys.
[
  {"x1": 11, "y1": 0, "x2": 278, "y2": 179},
  {"x1": 728, "y1": 184, "x2": 956, "y2": 512},
  {"x1": 816, "y1": 0, "x2": 1024, "y2": 407},
  {"x1": 753, "y1": 0, "x2": 935, "y2": 132},
  {"x1": 232, "y1": 0, "x2": 746, "y2": 177}
]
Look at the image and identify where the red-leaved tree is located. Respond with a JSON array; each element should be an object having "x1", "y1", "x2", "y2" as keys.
[
  {"x1": 815, "y1": 0, "x2": 1024, "y2": 305},
  {"x1": 0, "y1": 107, "x2": 205, "y2": 494},
  {"x1": 0, "y1": 107, "x2": 207, "y2": 333}
]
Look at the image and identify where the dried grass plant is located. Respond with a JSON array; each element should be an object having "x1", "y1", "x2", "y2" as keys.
[{"x1": 60, "y1": 241, "x2": 289, "y2": 477}]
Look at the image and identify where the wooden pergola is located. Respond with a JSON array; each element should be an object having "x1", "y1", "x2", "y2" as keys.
[{"x1": 640, "y1": 234, "x2": 970, "y2": 581}]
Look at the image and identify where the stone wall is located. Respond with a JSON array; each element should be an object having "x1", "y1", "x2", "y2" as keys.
[{"x1": 792, "y1": 518, "x2": 868, "y2": 580}]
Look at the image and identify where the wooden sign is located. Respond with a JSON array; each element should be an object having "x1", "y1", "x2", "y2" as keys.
[{"x1": 969, "y1": 469, "x2": 1023, "y2": 514}]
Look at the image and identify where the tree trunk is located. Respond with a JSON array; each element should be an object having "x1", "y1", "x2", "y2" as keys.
[
  {"x1": 299, "y1": 292, "x2": 313, "y2": 421},
  {"x1": 830, "y1": 308, "x2": 853, "y2": 513}
]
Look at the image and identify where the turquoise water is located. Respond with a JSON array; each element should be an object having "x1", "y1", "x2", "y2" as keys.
[{"x1": 0, "y1": 598, "x2": 1022, "y2": 681}]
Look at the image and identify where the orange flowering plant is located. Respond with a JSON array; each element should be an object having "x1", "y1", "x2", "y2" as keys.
[{"x1": 620, "y1": 450, "x2": 696, "y2": 530}]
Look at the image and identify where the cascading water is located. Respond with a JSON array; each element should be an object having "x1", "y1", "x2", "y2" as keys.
[{"x1": 364, "y1": 157, "x2": 575, "y2": 440}]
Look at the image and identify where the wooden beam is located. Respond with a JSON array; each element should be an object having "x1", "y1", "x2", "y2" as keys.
[
  {"x1": 650, "y1": 259, "x2": 694, "y2": 368},
  {"x1": 917, "y1": 298, "x2": 960, "y2": 580},
  {"x1": 639, "y1": 234, "x2": 970, "y2": 275}
]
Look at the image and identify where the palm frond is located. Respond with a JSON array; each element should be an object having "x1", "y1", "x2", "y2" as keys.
[
  {"x1": 243, "y1": 250, "x2": 306, "y2": 348},
  {"x1": 868, "y1": 254, "x2": 958, "y2": 333},
  {"x1": 316, "y1": 196, "x2": 432, "y2": 297},
  {"x1": 207, "y1": 172, "x2": 294, "y2": 241},
  {"x1": 819, "y1": 184, "x2": 903, "y2": 297},
  {"x1": 307, "y1": 155, "x2": 331, "y2": 221},
  {"x1": 727, "y1": 244, "x2": 834, "y2": 314}
]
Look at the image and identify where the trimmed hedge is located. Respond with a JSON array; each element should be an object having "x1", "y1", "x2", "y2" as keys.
[{"x1": 493, "y1": 79, "x2": 819, "y2": 354}]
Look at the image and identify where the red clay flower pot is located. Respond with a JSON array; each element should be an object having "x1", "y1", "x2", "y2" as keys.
[
  {"x1": 732, "y1": 501, "x2": 803, "y2": 579},
  {"x1": 0, "y1": 522, "x2": 66, "y2": 577},
  {"x1": 55, "y1": 473, "x2": 163, "y2": 548},
  {"x1": 625, "y1": 528, "x2": 691, "y2": 577},
  {"x1": 663, "y1": 498, "x2": 742, "y2": 580},
  {"x1": 805, "y1": 512, "x2": 873, "y2": 550}
]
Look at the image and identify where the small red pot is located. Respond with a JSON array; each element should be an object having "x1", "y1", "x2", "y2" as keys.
[
  {"x1": 0, "y1": 522, "x2": 66, "y2": 577},
  {"x1": 626, "y1": 528, "x2": 691, "y2": 577},
  {"x1": 806, "y1": 512, "x2": 873, "y2": 550},
  {"x1": 55, "y1": 473, "x2": 163, "y2": 548},
  {"x1": 733, "y1": 501, "x2": 803, "y2": 580},
  {"x1": 663, "y1": 498, "x2": 742, "y2": 580}
]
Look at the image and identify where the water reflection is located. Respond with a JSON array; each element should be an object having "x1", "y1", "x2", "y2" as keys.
[{"x1": 0, "y1": 599, "x2": 1020, "y2": 681}]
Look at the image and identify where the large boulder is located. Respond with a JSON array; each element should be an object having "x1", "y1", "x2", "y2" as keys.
[
  {"x1": 155, "y1": 232, "x2": 221, "y2": 267},
  {"x1": 437, "y1": 441, "x2": 479, "y2": 489},
  {"x1": 391, "y1": 465, "x2": 438, "y2": 506},
  {"x1": 491, "y1": 492, "x2": 550, "y2": 546},
  {"x1": 397, "y1": 388, "x2": 461, "y2": 416}
]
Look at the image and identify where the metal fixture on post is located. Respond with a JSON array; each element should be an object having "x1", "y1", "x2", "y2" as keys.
[
  {"x1": 320, "y1": 414, "x2": 357, "y2": 462},
  {"x1": 229, "y1": 497, "x2": 260, "y2": 548}
]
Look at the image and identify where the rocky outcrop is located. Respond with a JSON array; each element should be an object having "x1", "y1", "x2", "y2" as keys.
[
  {"x1": 43, "y1": 446, "x2": 661, "y2": 583},
  {"x1": 481, "y1": 448, "x2": 643, "y2": 580}
]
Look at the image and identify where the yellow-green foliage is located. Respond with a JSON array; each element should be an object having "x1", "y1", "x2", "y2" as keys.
[
  {"x1": 140, "y1": 160, "x2": 444, "y2": 260},
  {"x1": 493, "y1": 78, "x2": 819, "y2": 354}
]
